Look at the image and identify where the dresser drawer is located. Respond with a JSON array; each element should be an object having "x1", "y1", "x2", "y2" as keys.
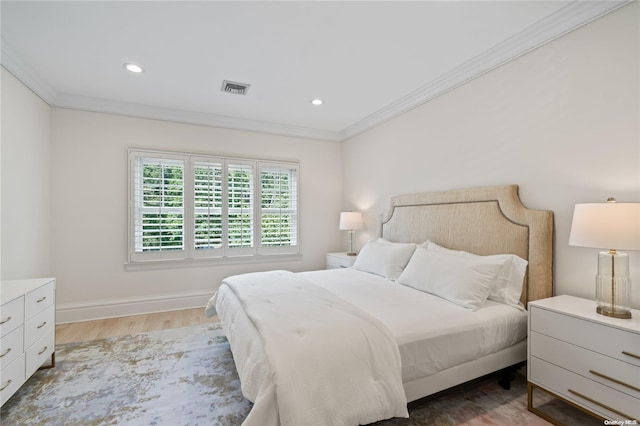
[
  {"x1": 530, "y1": 307, "x2": 640, "y2": 367},
  {"x1": 0, "y1": 297, "x2": 24, "y2": 338},
  {"x1": 0, "y1": 326, "x2": 24, "y2": 370},
  {"x1": 25, "y1": 281, "x2": 55, "y2": 319},
  {"x1": 25, "y1": 304, "x2": 55, "y2": 349},
  {"x1": 531, "y1": 331, "x2": 640, "y2": 399},
  {"x1": 0, "y1": 354, "x2": 25, "y2": 406},
  {"x1": 26, "y1": 331, "x2": 54, "y2": 378},
  {"x1": 530, "y1": 357, "x2": 640, "y2": 420}
]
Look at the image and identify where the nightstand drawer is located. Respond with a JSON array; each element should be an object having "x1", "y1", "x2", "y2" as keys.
[
  {"x1": 530, "y1": 307, "x2": 640, "y2": 367},
  {"x1": 531, "y1": 331, "x2": 640, "y2": 399},
  {"x1": 326, "y1": 253, "x2": 357, "y2": 269},
  {"x1": 0, "y1": 326, "x2": 24, "y2": 370},
  {"x1": 0, "y1": 297, "x2": 24, "y2": 338},
  {"x1": 530, "y1": 357, "x2": 640, "y2": 420}
]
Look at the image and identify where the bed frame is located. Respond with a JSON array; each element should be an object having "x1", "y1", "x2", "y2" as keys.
[{"x1": 380, "y1": 184, "x2": 554, "y2": 402}]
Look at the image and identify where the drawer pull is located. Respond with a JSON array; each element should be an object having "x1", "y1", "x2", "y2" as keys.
[
  {"x1": 589, "y1": 369, "x2": 640, "y2": 392},
  {"x1": 568, "y1": 389, "x2": 636, "y2": 421},
  {"x1": 0, "y1": 348, "x2": 11, "y2": 358},
  {"x1": 0, "y1": 316, "x2": 11, "y2": 325},
  {"x1": 37, "y1": 321, "x2": 47, "y2": 329},
  {"x1": 622, "y1": 350, "x2": 640, "y2": 361},
  {"x1": 0, "y1": 380, "x2": 12, "y2": 391},
  {"x1": 37, "y1": 346, "x2": 48, "y2": 355},
  {"x1": 36, "y1": 296, "x2": 47, "y2": 303}
]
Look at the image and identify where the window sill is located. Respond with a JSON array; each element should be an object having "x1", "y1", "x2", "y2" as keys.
[{"x1": 124, "y1": 253, "x2": 303, "y2": 271}]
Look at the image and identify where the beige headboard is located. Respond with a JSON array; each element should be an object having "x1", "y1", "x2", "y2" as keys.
[{"x1": 380, "y1": 185, "x2": 554, "y2": 305}]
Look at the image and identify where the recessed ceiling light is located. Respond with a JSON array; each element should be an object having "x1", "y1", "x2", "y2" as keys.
[
  {"x1": 123, "y1": 63, "x2": 144, "y2": 73},
  {"x1": 310, "y1": 98, "x2": 324, "y2": 106}
]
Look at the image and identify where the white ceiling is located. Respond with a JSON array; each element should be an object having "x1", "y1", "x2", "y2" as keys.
[{"x1": 0, "y1": 1, "x2": 629, "y2": 141}]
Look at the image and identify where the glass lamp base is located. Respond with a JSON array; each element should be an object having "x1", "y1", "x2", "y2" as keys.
[
  {"x1": 596, "y1": 305, "x2": 632, "y2": 319},
  {"x1": 595, "y1": 251, "x2": 632, "y2": 320}
]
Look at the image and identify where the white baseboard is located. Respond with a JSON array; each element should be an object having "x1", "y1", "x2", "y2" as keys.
[{"x1": 56, "y1": 291, "x2": 213, "y2": 324}]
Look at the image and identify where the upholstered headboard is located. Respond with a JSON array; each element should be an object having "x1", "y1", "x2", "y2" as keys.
[{"x1": 380, "y1": 185, "x2": 554, "y2": 305}]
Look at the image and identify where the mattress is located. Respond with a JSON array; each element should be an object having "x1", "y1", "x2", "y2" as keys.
[{"x1": 215, "y1": 267, "x2": 527, "y2": 401}]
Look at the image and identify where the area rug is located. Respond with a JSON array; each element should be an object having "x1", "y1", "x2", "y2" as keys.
[
  {"x1": 1, "y1": 323, "x2": 591, "y2": 425},
  {"x1": 1, "y1": 323, "x2": 251, "y2": 425}
]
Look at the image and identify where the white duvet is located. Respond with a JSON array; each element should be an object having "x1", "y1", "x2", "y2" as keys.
[
  {"x1": 299, "y1": 268, "x2": 528, "y2": 383},
  {"x1": 206, "y1": 268, "x2": 527, "y2": 425},
  {"x1": 207, "y1": 270, "x2": 409, "y2": 426}
]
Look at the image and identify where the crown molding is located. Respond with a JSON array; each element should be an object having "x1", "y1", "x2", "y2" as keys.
[
  {"x1": 339, "y1": 0, "x2": 632, "y2": 141},
  {"x1": 52, "y1": 93, "x2": 342, "y2": 142},
  {"x1": 1, "y1": 39, "x2": 57, "y2": 104},
  {"x1": 2, "y1": 0, "x2": 631, "y2": 143}
]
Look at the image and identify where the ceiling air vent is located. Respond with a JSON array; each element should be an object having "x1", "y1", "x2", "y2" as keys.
[{"x1": 221, "y1": 80, "x2": 251, "y2": 95}]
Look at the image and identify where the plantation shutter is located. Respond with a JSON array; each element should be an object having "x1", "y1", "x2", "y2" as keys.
[
  {"x1": 132, "y1": 155, "x2": 185, "y2": 261},
  {"x1": 193, "y1": 160, "x2": 223, "y2": 257},
  {"x1": 259, "y1": 163, "x2": 299, "y2": 254},
  {"x1": 227, "y1": 162, "x2": 255, "y2": 255},
  {"x1": 129, "y1": 149, "x2": 299, "y2": 264}
]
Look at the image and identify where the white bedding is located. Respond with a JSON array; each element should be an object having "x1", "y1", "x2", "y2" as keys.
[
  {"x1": 207, "y1": 268, "x2": 527, "y2": 425},
  {"x1": 210, "y1": 270, "x2": 408, "y2": 426},
  {"x1": 299, "y1": 268, "x2": 527, "y2": 383}
]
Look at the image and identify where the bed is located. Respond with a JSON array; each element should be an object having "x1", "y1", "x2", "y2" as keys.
[{"x1": 206, "y1": 184, "x2": 554, "y2": 425}]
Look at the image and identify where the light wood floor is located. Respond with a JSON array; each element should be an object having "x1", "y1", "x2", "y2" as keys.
[{"x1": 55, "y1": 308, "x2": 219, "y2": 345}]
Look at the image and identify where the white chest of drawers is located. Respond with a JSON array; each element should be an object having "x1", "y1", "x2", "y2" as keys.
[
  {"x1": 1, "y1": 278, "x2": 56, "y2": 406},
  {"x1": 527, "y1": 295, "x2": 640, "y2": 424}
]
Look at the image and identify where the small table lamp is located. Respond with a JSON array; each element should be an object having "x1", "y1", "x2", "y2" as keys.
[
  {"x1": 569, "y1": 199, "x2": 640, "y2": 318},
  {"x1": 339, "y1": 212, "x2": 363, "y2": 256}
]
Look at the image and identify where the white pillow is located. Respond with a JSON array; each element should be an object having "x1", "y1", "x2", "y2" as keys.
[
  {"x1": 398, "y1": 246, "x2": 503, "y2": 311},
  {"x1": 352, "y1": 238, "x2": 416, "y2": 281},
  {"x1": 424, "y1": 241, "x2": 527, "y2": 310}
]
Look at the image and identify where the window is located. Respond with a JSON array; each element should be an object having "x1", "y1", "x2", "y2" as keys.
[
  {"x1": 227, "y1": 162, "x2": 254, "y2": 252},
  {"x1": 129, "y1": 149, "x2": 299, "y2": 264},
  {"x1": 193, "y1": 160, "x2": 222, "y2": 251},
  {"x1": 260, "y1": 165, "x2": 298, "y2": 249},
  {"x1": 133, "y1": 155, "x2": 185, "y2": 259}
]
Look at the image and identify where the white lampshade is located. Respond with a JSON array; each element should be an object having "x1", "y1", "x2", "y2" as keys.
[
  {"x1": 569, "y1": 200, "x2": 640, "y2": 319},
  {"x1": 569, "y1": 202, "x2": 640, "y2": 250},
  {"x1": 339, "y1": 212, "x2": 363, "y2": 231}
]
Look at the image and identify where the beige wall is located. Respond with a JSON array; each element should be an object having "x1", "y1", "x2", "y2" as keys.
[
  {"x1": 1, "y1": 68, "x2": 52, "y2": 280},
  {"x1": 342, "y1": 4, "x2": 640, "y2": 307},
  {"x1": 50, "y1": 109, "x2": 343, "y2": 321}
]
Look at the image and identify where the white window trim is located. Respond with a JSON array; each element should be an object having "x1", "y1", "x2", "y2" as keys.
[{"x1": 127, "y1": 148, "x2": 301, "y2": 267}]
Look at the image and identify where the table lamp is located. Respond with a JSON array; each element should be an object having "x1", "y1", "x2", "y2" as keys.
[
  {"x1": 569, "y1": 199, "x2": 640, "y2": 318},
  {"x1": 339, "y1": 212, "x2": 363, "y2": 256}
]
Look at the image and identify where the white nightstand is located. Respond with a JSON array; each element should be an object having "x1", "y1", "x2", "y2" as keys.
[
  {"x1": 326, "y1": 252, "x2": 357, "y2": 269},
  {"x1": 527, "y1": 295, "x2": 640, "y2": 424}
]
